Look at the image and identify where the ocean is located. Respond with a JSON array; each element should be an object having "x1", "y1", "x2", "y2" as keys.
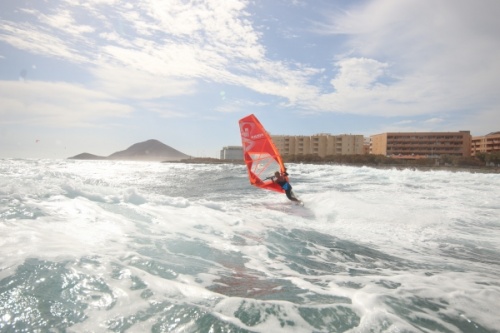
[{"x1": 0, "y1": 159, "x2": 499, "y2": 333}]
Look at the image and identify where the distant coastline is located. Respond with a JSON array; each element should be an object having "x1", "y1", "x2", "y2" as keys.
[
  {"x1": 65, "y1": 155, "x2": 499, "y2": 174},
  {"x1": 166, "y1": 157, "x2": 244, "y2": 164},
  {"x1": 360, "y1": 164, "x2": 500, "y2": 174},
  {"x1": 67, "y1": 139, "x2": 499, "y2": 174},
  {"x1": 169, "y1": 157, "x2": 500, "y2": 174}
]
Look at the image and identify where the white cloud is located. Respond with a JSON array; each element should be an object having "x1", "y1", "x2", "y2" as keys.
[
  {"x1": 215, "y1": 99, "x2": 269, "y2": 114},
  {"x1": 1, "y1": 0, "x2": 499, "y2": 124},
  {"x1": 1, "y1": 0, "x2": 311, "y2": 110},
  {"x1": 394, "y1": 120, "x2": 414, "y2": 126},
  {"x1": 330, "y1": 57, "x2": 388, "y2": 92},
  {"x1": 90, "y1": 65, "x2": 197, "y2": 99},
  {"x1": 309, "y1": 0, "x2": 500, "y2": 117},
  {"x1": 0, "y1": 21, "x2": 89, "y2": 63},
  {"x1": 39, "y1": 9, "x2": 95, "y2": 35},
  {"x1": 137, "y1": 101, "x2": 190, "y2": 119},
  {"x1": 424, "y1": 118, "x2": 444, "y2": 125},
  {"x1": 0, "y1": 81, "x2": 133, "y2": 127}
]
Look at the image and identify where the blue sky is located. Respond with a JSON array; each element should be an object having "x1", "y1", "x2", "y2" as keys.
[{"x1": 1, "y1": 0, "x2": 499, "y2": 159}]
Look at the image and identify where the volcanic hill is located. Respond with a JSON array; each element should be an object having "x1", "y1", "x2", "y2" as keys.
[{"x1": 68, "y1": 139, "x2": 191, "y2": 162}]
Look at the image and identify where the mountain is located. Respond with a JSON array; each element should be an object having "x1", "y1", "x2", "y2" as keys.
[
  {"x1": 68, "y1": 139, "x2": 191, "y2": 162},
  {"x1": 107, "y1": 139, "x2": 190, "y2": 161},
  {"x1": 68, "y1": 153, "x2": 106, "y2": 160}
]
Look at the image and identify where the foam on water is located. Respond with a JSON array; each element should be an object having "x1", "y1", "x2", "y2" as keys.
[{"x1": 1, "y1": 159, "x2": 499, "y2": 332}]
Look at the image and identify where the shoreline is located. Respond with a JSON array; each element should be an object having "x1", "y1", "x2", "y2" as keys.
[
  {"x1": 167, "y1": 158, "x2": 500, "y2": 174},
  {"x1": 360, "y1": 164, "x2": 500, "y2": 174}
]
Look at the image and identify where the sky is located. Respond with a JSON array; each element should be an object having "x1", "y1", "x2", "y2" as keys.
[{"x1": 1, "y1": 0, "x2": 499, "y2": 159}]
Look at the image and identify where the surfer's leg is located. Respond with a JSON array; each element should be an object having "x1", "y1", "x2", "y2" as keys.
[{"x1": 286, "y1": 189, "x2": 299, "y2": 201}]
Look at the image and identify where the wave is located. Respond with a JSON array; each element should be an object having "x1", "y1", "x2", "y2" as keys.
[{"x1": 1, "y1": 159, "x2": 499, "y2": 332}]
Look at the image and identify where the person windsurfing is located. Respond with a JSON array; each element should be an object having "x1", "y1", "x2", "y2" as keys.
[{"x1": 272, "y1": 168, "x2": 301, "y2": 203}]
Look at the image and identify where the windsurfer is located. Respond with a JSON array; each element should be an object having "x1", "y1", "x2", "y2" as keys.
[{"x1": 272, "y1": 169, "x2": 300, "y2": 202}]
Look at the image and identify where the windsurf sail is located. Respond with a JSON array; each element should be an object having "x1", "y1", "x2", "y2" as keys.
[{"x1": 239, "y1": 114, "x2": 286, "y2": 193}]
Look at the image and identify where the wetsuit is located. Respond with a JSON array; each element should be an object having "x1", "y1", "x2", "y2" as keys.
[{"x1": 274, "y1": 172, "x2": 299, "y2": 202}]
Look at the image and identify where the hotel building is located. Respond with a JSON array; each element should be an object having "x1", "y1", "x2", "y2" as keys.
[
  {"x1": 271, "y1": 134, "x2": 365, "y2": 157},
  {"x1": 370, "y1": 131, "x2": 472, "y2": 157},
  {"x1": 471, "y1": 132, "x2": 500, "y2": 155}
]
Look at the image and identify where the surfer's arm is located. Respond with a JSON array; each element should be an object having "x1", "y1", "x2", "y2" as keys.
[{"x1": 264, "y1": 176, "x2": 276, "y2": 183}]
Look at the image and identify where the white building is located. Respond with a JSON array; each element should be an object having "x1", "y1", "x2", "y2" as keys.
[{"x1": 220, "y1": 146, "x2": 243, "y2": 160}]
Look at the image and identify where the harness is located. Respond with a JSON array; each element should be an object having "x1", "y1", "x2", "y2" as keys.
[{"x1": 276, "y1": 179, "x2": 291, "y2": 191}]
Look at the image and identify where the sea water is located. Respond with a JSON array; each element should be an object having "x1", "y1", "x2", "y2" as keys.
[{"x1": 0, "y1": 159, "x2": 499, "y2": 333}]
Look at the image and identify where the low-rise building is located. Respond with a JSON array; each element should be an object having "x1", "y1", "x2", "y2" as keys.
[
  {"x1": 471, "y1": 132, "x2": 500, "y2": 155},
  {"x1": 370, "y1": 131, "x2": 471, "y2": 157},
  {"x1": 220, "y1": 146, "x2": 243, "y2": 160},
  {"x1": 272, "y1": 134, "x2": 364, "y2": 157}
]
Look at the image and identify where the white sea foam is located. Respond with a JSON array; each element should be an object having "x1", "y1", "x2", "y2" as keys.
[{"x1": 1, "y1": 159, "x2": 499, "y2": 332}]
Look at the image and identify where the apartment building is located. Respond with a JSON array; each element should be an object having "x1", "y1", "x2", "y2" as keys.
[
  {"x1": 471, "y1": 132, "x2": 500, "y2": 155},
  {"x1": 363, "y1": 137, "x2": 371, "y2": 154},
  {"x1": 220, "y1": 146, "x2": 243, "y2": 160},
  {"x1": 272, "y1": 134, "x2": 365, "y2": 157},
  {"x1": 370, "y1": 131, "x2": 472, "y2": 157}
]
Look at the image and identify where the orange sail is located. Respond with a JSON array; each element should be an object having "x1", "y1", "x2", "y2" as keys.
[{"x1": 239, "y1": 114, "x2": 286, "y2": 193}]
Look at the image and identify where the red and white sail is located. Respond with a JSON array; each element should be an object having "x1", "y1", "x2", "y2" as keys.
[{"x1": 238, "y1": 114, "x2": 287, "y2": 193}]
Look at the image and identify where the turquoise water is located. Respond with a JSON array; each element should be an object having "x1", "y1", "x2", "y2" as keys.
[{"x1": 1, "y1": 159, "x2": 499, "y2": 332}]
